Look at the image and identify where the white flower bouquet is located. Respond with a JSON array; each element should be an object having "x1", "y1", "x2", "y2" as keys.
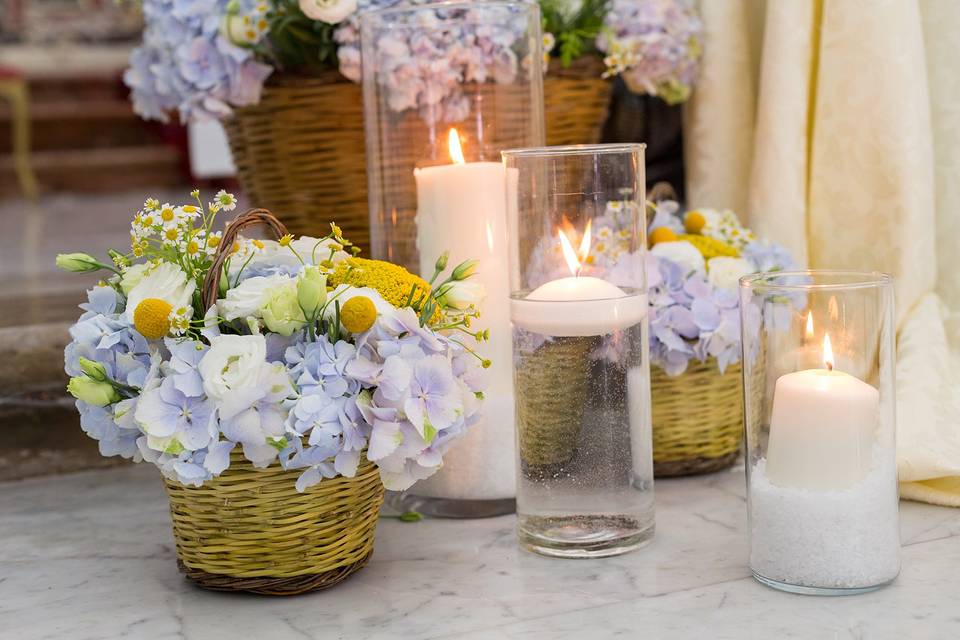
[{"x1": 60, "y1": 191, "x2": 488, "y2": 492}]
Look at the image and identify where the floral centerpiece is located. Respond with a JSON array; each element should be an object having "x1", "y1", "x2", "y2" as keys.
[
  {"x1": 542, "y1": 0, "x2": 703, "y2": 105},
  {"x1": 57, "y1": 190, "x2": 487, "y2": 593}
]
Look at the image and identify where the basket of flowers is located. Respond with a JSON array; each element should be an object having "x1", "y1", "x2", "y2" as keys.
[
  {"x1": 57, "y1": 190, "x2": 488, "y2": 595},
  {"x1": 125, "y1": 0, "x2": 703, "y2": 249},
  {"x1": 644, "y1": 200, "x2": 795, "y2": 475},
  {"x1": 542, "y1": 0, "x2": 703, "y2": 145}
]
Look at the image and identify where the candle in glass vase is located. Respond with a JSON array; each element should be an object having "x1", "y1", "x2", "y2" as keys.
[
  {"x1": 511, "y1": 224, "x2": 646, "y2": 337},
  {"x1": 412, "y1": 128, "x2": 514, "y2": 503},
  {"x1": 765, "y1": 333, "x2": 880, "y2": 490}
]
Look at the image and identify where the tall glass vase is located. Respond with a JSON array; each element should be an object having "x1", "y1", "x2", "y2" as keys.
[
  {"x1": 361, "y1": 1, "x2": 545, "y2": 517},
  {"x1": 503, "y1": 144, "x2": 654, "y2": 557}
]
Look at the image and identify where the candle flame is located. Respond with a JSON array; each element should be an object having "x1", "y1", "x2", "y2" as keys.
[
  {"x1": 805, "y1": 312, "x2": 814, "y2": 339},
  {"x1": 558, "y1": 227, "x2": 580, "y2": 275},
  {"x1": 448, "y1": 128, "x2": 465, "y2": 165},
  {"x1": 579, "y1": 219, "x2": 592, "y2": 259},
  {"x1": 557, "y1": 221, "x2": 593, "y2": 276},
  {"x1": 823, "y1": 333, "x2": 834, "y2": 371}
]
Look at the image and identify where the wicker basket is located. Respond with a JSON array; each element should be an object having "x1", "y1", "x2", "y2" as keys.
[
  {"x1": 543, "y1": 58, "x2": 612, "y2": 146},
  {"x1": 165, "y1": 451, "x2": 384, "y2": 595},
  {"x1": 651, "y1": 359, "x2": 744, "y2": 477},
  {"x1": 223, "y1": 74, "x2": 370, "y2": 251},
  {"x1": 162, "y1": 208, "x2": 385, "y2": 595},
  {"x1": 224, "y1": 65, "x2": 611, "y2": 253}
]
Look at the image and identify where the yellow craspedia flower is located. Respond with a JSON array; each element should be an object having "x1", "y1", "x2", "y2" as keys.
[
  {"x1": 133, "y1": 298, "x2": 173, "y2": 340},
  {"x1": 649, "y1": 227, "x2": 677, "y2": 246},
  {"x1": 328, "y1": 257, "x2": 439, "y2": 322},
  {"x1": 684, "y1": 211, "x2": 707, "y2": 234},
  {"x1": 341, "y1": 296, "x2": 377, "y2": 333},
  {"x1": 677, "y1": 234, "x2": 740, "y2": 259}
]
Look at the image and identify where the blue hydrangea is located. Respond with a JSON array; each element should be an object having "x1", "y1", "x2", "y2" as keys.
[{"x1": 124, "y1": 0, "x2": 272, "y2": 122}]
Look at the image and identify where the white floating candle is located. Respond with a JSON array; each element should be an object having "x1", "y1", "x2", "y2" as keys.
[{"x1": 511, "y1": 222, "x2": 646, "y2": 337}]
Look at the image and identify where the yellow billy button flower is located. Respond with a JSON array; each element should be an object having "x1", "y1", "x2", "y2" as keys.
[
  {"x1": 252, "y1": 239, "x2": 265, "y2": 250},
  {"x1": 340, "y1": 296, "x2": 377, "y2": 334},
  {"x1": 684, "y1": 211, "x2": 707, "y2": 234},
  {"x1": 278, "y1": 234, "x2": 293, "y2": 247},
  {"x1": 133, "y1": 298, "x2": 173, "y2": 340}
]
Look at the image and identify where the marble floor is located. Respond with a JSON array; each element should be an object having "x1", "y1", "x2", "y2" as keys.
[{"x1": 2, "y1": 464, "x2": 959, "y2": 640}]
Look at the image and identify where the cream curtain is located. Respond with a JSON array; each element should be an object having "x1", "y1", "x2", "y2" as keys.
[{"x1": 685, "y1": 0, "x2": 960, "y2": 506}]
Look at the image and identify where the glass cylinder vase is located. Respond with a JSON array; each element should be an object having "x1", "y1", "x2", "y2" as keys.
[
  {"x1": 502, "y1": 144, "x2": 654, "y2": 558},
  {"x1": 361, "y1": 1, "x2": 545, "y2": 517},
  {"x1": 739, "y1": 271, "x2": 900, "y2": 595}
]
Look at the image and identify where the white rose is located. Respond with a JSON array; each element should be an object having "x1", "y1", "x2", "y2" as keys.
[
  {"x1": 124, "y1": 262, "x2": 196, "y2": 324},
  {"x1": 198, "y1": 334, "x2": 268, "y2": 419},
  {"x1": 651, "y1": 241, "x2": 706, "y2": 274},
  {"x1": 119, "y1": 262, "x2": 150, "y2": 295},
  {"x1": 437, "y1": 280, "x2": 486, "y2": 311},
  {"x1": 218, "y1": 274, "x2": 292, "y2": 322},
  {"x1": 299, "y1": 0, "x2": 358, "y2": 24},
  {"x1": 707, "y1": 257, "x2": 754, "y2": 290}
]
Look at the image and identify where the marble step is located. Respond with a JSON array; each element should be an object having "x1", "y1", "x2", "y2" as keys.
[{"x1": 0, "y1": 145, "x2": 184, "y2": 196}]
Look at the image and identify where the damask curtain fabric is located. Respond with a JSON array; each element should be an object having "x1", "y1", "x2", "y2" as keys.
[{"x1": 685, "y1": 0, "x2": 960, "y2": 505}]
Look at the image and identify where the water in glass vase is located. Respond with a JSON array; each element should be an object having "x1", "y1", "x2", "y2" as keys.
[{"x1": 511, "y1": 296, "x2": 655, "y2": 558}]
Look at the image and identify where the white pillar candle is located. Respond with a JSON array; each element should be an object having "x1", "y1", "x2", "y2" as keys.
[
  {"x1": 411, "y1": 129, "x2": 514, "y2": 501},
  {"x1": 765, "y1": 334, "x2": 880, "y2": 490}
]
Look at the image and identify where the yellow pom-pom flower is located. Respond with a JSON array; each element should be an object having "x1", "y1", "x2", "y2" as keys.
[
  {"x1": 133, "y1": 298, "x2": 173, "y2": 340},
  {"x1": 341, "y1": 296, "x2": 377, "y2": 333},
  {"x1": 677, "y1": 234, "x2": 740, "y2": 259},
  {"x1": 649, "y1": 227, "x2": 678, "y2": 247},
  {"x1": 328, "y1": 258, "x2": 440, "y2": 323},
  {"x1": 684, "y1": 211, "x2": 707, "y2": 234}
]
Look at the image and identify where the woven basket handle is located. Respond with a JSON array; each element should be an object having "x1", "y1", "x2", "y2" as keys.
[{"x1": 201, "y1": 208, "x2": 289, "y2": 311}]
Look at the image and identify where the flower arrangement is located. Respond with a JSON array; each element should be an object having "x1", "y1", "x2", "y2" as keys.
[
  {"x1": 125, "y1": 0, "x2": 704, "y2": 123},
  {"x1": 596, "y1": 0, "x2": 703, "y2": 105},
  {"x1": 542, "y1": 0, "x2": 703, "y2": 104},
  {"x1": 58, "y1": 190, "x2": 488, "y2": 491},
  {"x1": 523, "y1": 199, "x2": 794, "y2": 376}
]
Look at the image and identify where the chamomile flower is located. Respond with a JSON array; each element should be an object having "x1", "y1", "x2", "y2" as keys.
[
  {"x1": 182, "y1": 235, "x2": 203, "y2": 258},
  {"x1": 177, "y1": 204, "x2": 202, "y2": 220},
  {"x1": 143, "y1": 198, "x2": 160, "y2": 211},
  {"x1": 168, "y1": 306, "x2": 192, "y2": 336},
  {"x1": 161, "y1": 226, "x2": 184, "y2": 246},
  {"x1": 158, "y1": 203, "x2": 179, "y2": 227},
  {"x1": 214, "y1": 190, "x2": 237, "y2": 212},
  {"x1": 205, "y1": 231, "x2": 223, "y2": 251},
  {"x1": 208, "y1": 201, "x2": 222, "y2": 214}
]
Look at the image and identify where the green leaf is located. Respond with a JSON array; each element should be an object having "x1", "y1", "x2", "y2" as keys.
[{"x1": 399, "y1": 511, "x2": 423, "y2": 523}]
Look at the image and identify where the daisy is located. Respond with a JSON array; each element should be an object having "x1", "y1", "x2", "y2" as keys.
[
  {"x1": 161, "y1": 226, "x2": 183, "y2": 246},
  {"x1": 214, "y1": 190, "x2": 237, "y2": 212},
  {"x1": 159, "y1": 203, "x2": 179, "y2": 227}
]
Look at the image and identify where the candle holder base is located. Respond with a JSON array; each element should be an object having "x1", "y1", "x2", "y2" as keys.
[
  {"x1": 518, "y1": 515, "x2": 654, "y2": 559},
  {"x1": 751, "y1": 571, "x2": 897, "y2": 597},
  {"x1": 385, "y1": 491, "x2": 515, "y2": 519}
]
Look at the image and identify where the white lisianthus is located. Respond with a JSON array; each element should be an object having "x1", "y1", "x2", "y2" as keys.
[
  {"x1": 124, "y1": 262, "x2": 196, "y2": 324},
  {"x1": 119, "y1": 262, "x2": 151, "y2": 295},
  {"x1": 707, "y1": 256, "x2": 754, "y2": 290},
  {"x1": 198, "y1": 334, "x2": 269, "y2": 418},
  {"x1": 651, "y1": 240, "x2": 706, "y2": 274},
  {"x1": 218, "y1": 274, "x2": 292, "y2": 322},
  {"x1": 299, "y1": 0, "x2": 357, "y2": 24},
  {"x1": 437, "y1": 280, "x2": 486, "y2": 311}
]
